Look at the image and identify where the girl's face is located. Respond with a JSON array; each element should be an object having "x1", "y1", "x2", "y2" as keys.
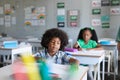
[
  {"x1": 82, "y1": 30, "x2": 92, "y2": 42},
  {"x1": 48, "y1": 37, "x2": 61, "y2": 56}
]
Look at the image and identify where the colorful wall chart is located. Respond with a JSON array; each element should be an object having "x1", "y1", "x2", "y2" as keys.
[
  {"x1": 57, "y1": 2, "x2": 65, "y2": 27},
  {"x1": 67, "y1": 10, "x2": 80, "y2": 27},
  {"x1": 24, "y1": 6, "x2": 46, "y2": 26}
]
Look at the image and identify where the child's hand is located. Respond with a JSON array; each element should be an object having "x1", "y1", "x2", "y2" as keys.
[
  {"x1": 117, "y1": 42, "x2": 120, "y2": 51},
  {"x1": 69, "y1": 58, "x2": 80, "y2": 66},
  {"x1": 78, "y1": 48, "x2": 83, "y2": 51}
]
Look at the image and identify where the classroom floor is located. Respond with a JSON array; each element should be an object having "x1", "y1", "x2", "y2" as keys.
[{"x1": 105, "y1": 60, "x2": 120, "y2": 80}]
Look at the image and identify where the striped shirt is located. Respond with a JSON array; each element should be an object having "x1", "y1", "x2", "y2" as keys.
[{"x1": 34, "y1": 49, "x2": 72, "y2": 64}]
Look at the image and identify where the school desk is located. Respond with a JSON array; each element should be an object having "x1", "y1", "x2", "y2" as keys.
[
  {"x1": 0, "y1": 63, "x2": 89, "y2": 80},
  {"x1": 101, "y1": 42, "x2": 118, "y2": 80},
  {"x1": 67, "y1": 50, "x2": 105, "y2": 80},
  {"x1": 0, "y1": 45, "x2": 32, "y2": 64}
]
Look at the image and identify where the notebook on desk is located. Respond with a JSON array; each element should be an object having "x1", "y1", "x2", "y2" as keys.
[{"x1": 3, "y1": 41, "x2": 18, "y2": 48}]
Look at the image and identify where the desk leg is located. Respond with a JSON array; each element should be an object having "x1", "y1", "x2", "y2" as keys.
[
  {"x1": 11, "y1": 54, "x2": 14, "y2": 64},
  {"x1": 98, "y1": 63, "x2": 100, "y2": 80},
  {"x1": 113, "y1": 47, "x2": 118, "y2": 80},
  {"x1": 115, "y1": 48, "x2": 118, "y2": 75},
  {"x1": 102, "y1": 56, "x2": 105, "y2": 80}
]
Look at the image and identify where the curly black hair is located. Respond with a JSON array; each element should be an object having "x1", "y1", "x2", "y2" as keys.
[
  {"x1": 77, "y1": 27, "x2": 98, "y2": 43},
  {"x1": 41, "y1": 28, "x2": 68, "y2": 50}
]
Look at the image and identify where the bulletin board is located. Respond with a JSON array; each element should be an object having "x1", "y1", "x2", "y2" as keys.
[
  {"x1": 91, "y1": 0, "x2": 110, "y2": 28},
  {"x1": 91, "y1": 0, "x2": 120, "y2": 28},
  {"x1": 0, "y1": 0, "x2": 16, "y2": 27},
  {"x1": 23, "y1": 0, "x2": 46, "y2": 27}
]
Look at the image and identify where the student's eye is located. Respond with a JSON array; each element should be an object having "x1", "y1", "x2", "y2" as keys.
[
  {"x1": 57, "y1": 42, "x2": 60, "y2": 44},
  {"x1": 51, "y1": 41, "x2": 55, "y2": 44}
]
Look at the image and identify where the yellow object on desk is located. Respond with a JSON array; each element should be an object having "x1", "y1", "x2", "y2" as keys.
[
  {"x1": 21, "y1": 54, "x2": 41, "y2": 80},
  {"x1": 0, "y1": 62, "x2": 89, "y2": 80}
]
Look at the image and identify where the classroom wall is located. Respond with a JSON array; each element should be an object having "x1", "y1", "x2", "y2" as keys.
[{"x1": 0, "y1": 0, "x2": 120, "y2": 44}]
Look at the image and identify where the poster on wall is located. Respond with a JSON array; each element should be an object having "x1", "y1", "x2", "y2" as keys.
[
  {"x1": 57, "y1": 2, "x2": 65, "y2": 27},
  {"x1": 70, "y1": 22, "x2": 77, "y2": 27},
  {"x1": 91, "y1": 19, "x2": 101, "y2": 27},
  {"x1": 0, "y1": 6, "x2": 3, "y2": 14},
  {"x1": 57, "y1": 22, "x2": 65, "y2": 27},
  {"x1": 92, "y1": 8, "x2": 101, "y2": 15},
  {"x1": 57, "y1": 15, "x2": 65, "y2": 22},
  {"x1": 111, "y1": 0, "x2": 120, "y2": 6},
  {"x1": 57, "y1": 9, "x2": 65, "y2": 15},
  {"x1": 57, "y1": 2, "x2": 65, "y2": 8},
  {"x1": 24, "y1": 6, "x2": 46, "y2": 26},
  {"x1": 92, "y1": 0, "x2": 101, "y2": 7},
  {"x1": 0, "y1": 18, "x2": 4, "y2": 25},
  {"x1": 101, "y1": 15, "x2": 110, "y2": 22},
  {"x1": 102, "y1": 22, "x2": 110, "y2": 28},
  {"x1": 67, "y1": 10, "x2": 80, "y2": 27},
  {"x1": 101, "y1": 0, "x2": 110, "y2": 6},
  {"x1": 110, "y1": 8, "x2": 120, "y2": 15},
  {"x1": 101, "y1": 15, "x2": 110, "y2": 28}
]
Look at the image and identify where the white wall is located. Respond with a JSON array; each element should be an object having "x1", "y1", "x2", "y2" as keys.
[{"x1": 0, "y1": 0, "x2": 119, "y2": 44}]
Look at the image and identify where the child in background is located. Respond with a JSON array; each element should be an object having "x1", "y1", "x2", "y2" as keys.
[
  {"x1": 116, "y1": 27, "x2": 120, "y2": 52},
  {"x1": 73, "y1": 27, "x2": 103, "y2": 80},
  {"x1": 73, "y1": 27, "x2": 103, "y2": 51},
  {"x1": 34, "y1": 28, "x2": 79, "y2": 65}
]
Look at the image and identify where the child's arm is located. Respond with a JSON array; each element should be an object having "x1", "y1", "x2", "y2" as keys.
[
  {"x1": 87, "y1": 44, "x2": 103, "y2": 50},
  {"x1": 69, "y1": 58, "x2": 80, "y2": 65}
]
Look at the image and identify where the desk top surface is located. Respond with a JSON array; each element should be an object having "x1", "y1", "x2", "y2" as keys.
[
  {"x1": 0, "y1": 63, "x2": 88, "y2": 80},
  {"x1": 67, "y1": 50, "x2": 105, "y2": 65},
  {"x1": 67, "y1": 50, "x2": 105, "y2": 57}
]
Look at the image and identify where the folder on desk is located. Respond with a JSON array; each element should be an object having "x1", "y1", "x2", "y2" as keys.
[{"x1": 3, "y1": 41, "x2": 18, "y2": 48}]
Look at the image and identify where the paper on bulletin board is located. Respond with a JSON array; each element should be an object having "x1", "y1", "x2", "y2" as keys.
[
  {"x1": 0, "y1": 6, "x2": 3, "y2": 14},
  {"x1": 111, "y1": 0, "x2": 120, "y2": 6},
  {"x1": 57, "y1": 22, "x2": 65, "y2": 27},
  {"x1": 92, "y1": 19, "x2": 101, "y2": 26},
  {"x1": 92, "y1": 0, "x2": 101, "y2": 7},
  {"x1": 69, "y1": 10, "x2": 78, "y2": 15},
  {"x1": 4, "y1": 4, "x2": 10, "y2": 10},
  {"x1": 25, "y1": 14, "x2": 32, "y2": 19},
  {"x1": 11, "y1": 17, "x2": 16, "y2": 25},
  {"x1": 31, "y1": 13, "x2": 37, "y2": 19},
  {"x1": 57, "y1": 2, "x2": 65, "y2": 8},
  {"x1": 31, "y1": 20, "x2": 38, "y2": 26},
  {"x1": 110, "y1": 8, "x2": 120, "y2": 15},
  {"x1": 25, "y1": 20, "x2": 32, "y2": 26},
  {"x1": 24, "y1": 7, "x2": 31, "y2": 14},
  {"x1": 70, "y1": 16, "x2": 77, "y2": 21},
  {"x1": 36, "y1": 7, "x2": 45, "y2": 13},
  {"x1": 57, "y1": 9, "x2": 65, "y2": 15},
  {"x1": 101, "y1": 0, "x2": 110, "y2": 6},
  {"x1": 101, "y1": 15, "x2": 110, "y2": 22},
  {"x1": 102, "y1": 22, "x2": 110, "y2": 28},
  {"x1": 57, "y1": 15, "x2": 65, "y2": 22},
  {"x1": 38, "y1": 19, "x2": 45, "y2": 26},
  {"x1": 5, "y1": 15, "x2": 11, "y2": 22},
  {"x1": 5, "y1": 21, "x2": 11, "y2": 27},
  {"x1": 0, "y1": 18, "x2": 4, "y2": 25},
  {"x1": 70, "y1": 22, "x2": 77, "y2": 27},
  {"x1": 92, "y1": 9, "x2": 101, "y2": 15}
]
